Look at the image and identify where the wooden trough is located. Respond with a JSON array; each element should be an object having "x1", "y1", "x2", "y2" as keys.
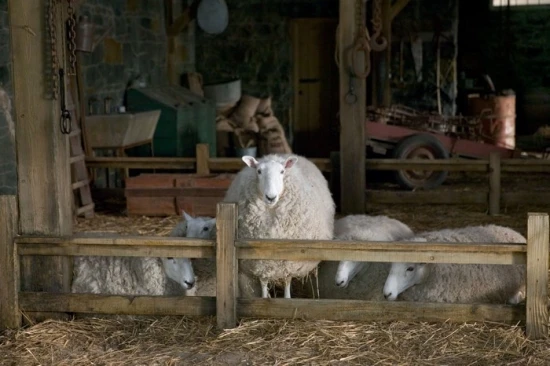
[{"x1": 10, "y1": 203, "x2": 550, "y2": 339}]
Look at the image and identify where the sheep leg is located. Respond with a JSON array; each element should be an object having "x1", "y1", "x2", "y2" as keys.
[
  {"x1": 260, "y1": 278, "x2": 270, "y2": 298},
  {"x1": 284, "y1": 277, "x2": 292, "y2": 299}
]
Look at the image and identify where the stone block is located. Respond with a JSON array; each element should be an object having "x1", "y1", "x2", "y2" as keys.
[{"x1": 103, "y1": 37, "x2": 123, "y2": 65}]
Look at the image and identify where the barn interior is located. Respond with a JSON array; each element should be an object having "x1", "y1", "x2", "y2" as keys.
[{"x1": 1, "y1": 0, "x2": 550, "y2": 364}]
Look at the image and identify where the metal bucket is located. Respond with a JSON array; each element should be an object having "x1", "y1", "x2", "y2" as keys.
[{"x1": 469, "y1": 94, "x2": 516, "y2": 149}]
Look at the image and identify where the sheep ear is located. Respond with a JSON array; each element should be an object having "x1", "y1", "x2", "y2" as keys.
[
  {"x1": 182, "y1": 210, "x2": 193, "y2": 222},
  {"x1": 242, "y1": 156, "x2": 259, "y2": 168},
  {"x1": 284, "y1": 156, "x2": 298, "y2": 169}
]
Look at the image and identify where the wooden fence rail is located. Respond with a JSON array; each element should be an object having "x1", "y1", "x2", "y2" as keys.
[{"x1": 10, "y1": 204, "x2": 549, "y2": 339}]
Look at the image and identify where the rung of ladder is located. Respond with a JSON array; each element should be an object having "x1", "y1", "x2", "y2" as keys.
[
  {"x1": 72, "y1": 179, "x2": 90, "y2": 190},
  {"x1": 76, "y1": 203, "x2": 95, "y2": 216},
  {"x1": 69, "y1": 154, "x2": 85, "y2": 164}
]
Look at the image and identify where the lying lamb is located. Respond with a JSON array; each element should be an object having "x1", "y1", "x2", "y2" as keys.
[
  {"x1": 383, "y1": 224, "x2": 526, "y2": 304},
  {"x1": 223, "y1": 154, "x2": 335, "y2": 298}
]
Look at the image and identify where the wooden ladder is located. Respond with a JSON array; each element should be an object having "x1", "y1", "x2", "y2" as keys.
[{"x1": 65, "y1": 72, "x2": 95, "y2": 219}]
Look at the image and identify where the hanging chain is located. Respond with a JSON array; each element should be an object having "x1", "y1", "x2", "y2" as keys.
[
  {"x1": 66, "y1": 0, "x2": 77, "y2": 75},
  {"x1": 48, "y1": 0, "x2": 60, "y2": 100},
  {"x1": 348, "y1": 0, "x2": 371, "y2": 79},
  {"x1": 370, "y1": 0, "x2": 387, "y2": 51}
]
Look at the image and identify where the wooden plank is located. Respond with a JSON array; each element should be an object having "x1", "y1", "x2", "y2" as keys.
[
  {"x1": 10, "y1": 0, "x2": 73, "y2": 323},
  {"x1": 366, "y1": 159, "x2": 488, "y2": 172},
  {"x1": 15, "y1": 235, "x2": 215, "y2": 246},
  {"x1": 366, "y1": 190, "x2": 488, "y2": 205},
  {"x1": 236, "y1": 240, "x2": 525, "y2": 265},
  {"x1": 125, "y1": 187, "x2": 228, "y2": 198},
  {"x1": 504, "y1": 192, "x2": 550, "y2": 205},
  {"x1": 19, "y1": 292, "x2": 216, "y2": 317},
  {"x1": 196, "y1": 143, "x2": 210, "y2": 175},
  {"x1": 489, "y1": 152, "x2": 501, "y2": 216},
  {"x1": 216, "y1": 203, "x2": 238, "y2": 329},
  {"x1": 339, "y1": 0, "x2": 366, "y2": 214},
  {"x1": 17, "y1": 244, "x2": 215, "y2": 259},
  {"x1": 126, "y1": 196, "x2": 176, "y2": 216},
  {"x1": 238, "y1": 298, "x2": 525, "y2": 325},
  {"x1": 0, "y1": 196, "x2": 21, "y2": 329},
  {"x1": 526, "y1": 213, "x2": 549, "y2": 339}
]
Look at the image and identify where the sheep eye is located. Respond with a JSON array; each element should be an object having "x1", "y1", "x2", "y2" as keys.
[
  {"x1": 167, "y1": 257, "x2": 173, "y2": 260},
  {"x1": 257, "y1": 169, "x2": 261, "y2": 175},
  {"x1": 406, "y1": 266, "x2": 414, "y2": 272},
  {"x1": 203, "y1": 226, "x2": 209, "y2": 231},
  {"x1": 280, "y1": 170, "x2": 284, "y2": 174}
]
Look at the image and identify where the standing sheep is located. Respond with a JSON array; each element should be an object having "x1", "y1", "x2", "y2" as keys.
[
  {"x1": 383, "y1": 224, "x2": 526, "y2": 304},
  {"x1": 315, "y1": 214, "x2": 413, "y2": 300},
  {"x1": 223, "y1": 153, "x2": 335, "y2": 298}
]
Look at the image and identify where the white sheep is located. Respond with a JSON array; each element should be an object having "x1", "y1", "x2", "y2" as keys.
[
  {"x1": 333, "y1": 214, "x2": 414, "y2": 288},
  {"x1": 383, "y1": 224, "x2": 527, "y2": 304},
  {"x1": 166, "y1": 212, "x2": 262, "y2": 297},
  {"x1": 223, "y1": 153, "x2": 335, "y2": 298},
  {"x1": 71, "y1": 211, "x2": 197, "y2": 296}
]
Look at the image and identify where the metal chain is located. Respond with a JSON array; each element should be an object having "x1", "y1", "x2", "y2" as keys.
[
  {"x1": 349, "y1": 0, "x2": 371, "y2": 79},
  {"x1": 66, "y1": 0, "x2": 77, "y2": 75},
  {"x1": 48, "y1": 0, "x2": 60, "y2": 100}
]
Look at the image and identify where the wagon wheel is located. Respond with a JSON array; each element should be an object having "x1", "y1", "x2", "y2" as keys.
[{"x1": 392, "y1": 134, "x2": 449, "y2": 190}]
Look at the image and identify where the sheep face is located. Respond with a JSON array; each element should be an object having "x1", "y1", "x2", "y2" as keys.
[
  {"x1": 242, "y1": 155, "x2": 298, "y2": 206},
  {"x1": 335, "y1": 261, "x2": 366, "y2": 288},
  {"x1": 383, "y1": 262, "x2": 430, "y2": 300},
  {"x1": 182, "y1": 211, "x2": 216, "y2": 238},
  {"x1": 162, "y1": 257, "x2": 196, "y2": 290}
]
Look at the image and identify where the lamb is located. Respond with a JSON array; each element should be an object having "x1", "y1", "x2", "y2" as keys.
[
  {"x1": 333, "y1": 214, "x2": 414, "y2": 288},
  {"x1": 223, "y1": 153, "x2": 335, "y2": 298},
  {"x1": 383, "y1": 224, "x2": 527, "y2": 304},
  {"x1": 315, "y1": 214, "x2": 413, "y2": 301}
]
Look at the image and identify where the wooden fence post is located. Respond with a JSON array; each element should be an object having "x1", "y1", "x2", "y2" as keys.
[
  {"x1": 526, "y1": 212, "x2": 549, "y2": 339},
  {"x1": 488, "y1": 152, "x2": 501, "y2": 216},
  {"x1": 216, "y1": 202, "x2": 238, "y2": 329},
  {"x1": 196, "y1": 144, "x2": 210, "y2": 175}
]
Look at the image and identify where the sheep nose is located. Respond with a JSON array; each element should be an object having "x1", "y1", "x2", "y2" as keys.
[
  {"x1": 384, "y1": 292, "x2": 391, "y2": 299},
  {"x1": 265, "y1": 194, "x2": 276, "y2": 202},
  {"x1": 184, "y1": 280, "x2": 195, "y2": 289},
  {"x1": 336, "y1": 280, "x2": 345, "y2": 287}
]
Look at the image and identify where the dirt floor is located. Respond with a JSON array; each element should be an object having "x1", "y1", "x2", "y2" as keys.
[{"x1": 1, "y1": 172, "x2": 549, "y2": 365}]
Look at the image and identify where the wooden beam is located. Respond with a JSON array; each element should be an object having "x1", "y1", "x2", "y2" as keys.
[
  {"x1": 526, "y1": 213, "x2": 549, "y2": 339},
  {"x1": 238, "y1": 298, "x2": 525, "y2": 325},
  {"x1": 9, "y1": 0, "x2": 73, "y2": 322},
  {"x1": 339, "y1": 0, "x2": 366, "y2": 214},
  {"x1": 19, "y1": 292, "x2": 216, "y2": 317},
  {"x1": 0, "y1": 196, "x2": 20, "y2": 329},
  {"x1": 381, "y1": 0, "x2": 392, "y2": 107},
  {"x1": 365, "y1": 190, "x2": 488, "y2": 205},
  {"x1": 216, "y1": 203, "x2": 238, "y2": 329},
  {"x1": 196, "y1": 143, "x2": 210, "y2": 175}
]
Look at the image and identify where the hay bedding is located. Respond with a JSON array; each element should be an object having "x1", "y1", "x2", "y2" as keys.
[
  {"x1": 3, "y1": 176, "x2": 550, "y2": 365},
  {"x1": 2, "y1": 316, "x2": 550, "y2": 365}
]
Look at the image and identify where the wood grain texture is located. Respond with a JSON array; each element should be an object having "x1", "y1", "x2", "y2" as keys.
[
  {"x1": 526, "y1": 213, "x2": 549, "y2": 339},
  {"x1": 339, "y1": 0, "x2": 365, "y2": 214},
  {"x1": 196, "y1": 143, "x2": 210, "y2": 175},
  {"x1": 216, "y1": 203, "x2": 238, "y2": 329},
  {"x1": 0, "y1": 196, "x2": 20, "y2": 329}
]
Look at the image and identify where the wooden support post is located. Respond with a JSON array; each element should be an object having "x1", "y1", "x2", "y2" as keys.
[
  {"x1": 526, "y1": 212, "x2": 549, "y2": 339},
  {"x1": 0, "y1": 196, "x2": 21, "y2": 329},
  {"x1": 339, "y1": 0, "x2": 366, "y2": 214},
  {"x1": 488, "y1": 152, "x2": 501, "y2": 216},
  {"x1": 216, "y1": 202, "x2": 238, "y2": 329},
  {"x1": 196, "y1": 143, "x2": 210, "y2": 175},
  {"x1": 9, "y1": 0, "x2": 73, "y2": 322}
]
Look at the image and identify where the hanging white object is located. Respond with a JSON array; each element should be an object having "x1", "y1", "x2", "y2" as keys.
[{"x1": 196, "y1": 0, "x2": 229, "y2": 35}]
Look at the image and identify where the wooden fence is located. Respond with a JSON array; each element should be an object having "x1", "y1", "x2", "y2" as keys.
[
  {"x1": 10, "y1": 203, "x2": 550, "y2": 339},
  {"x1": 86, "y1": 144, "x2": 550, "y2": 215}
]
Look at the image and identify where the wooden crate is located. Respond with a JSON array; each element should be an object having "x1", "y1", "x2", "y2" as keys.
[{"x1": 125, "y1": 173, "x2": 235, "y2": 216}]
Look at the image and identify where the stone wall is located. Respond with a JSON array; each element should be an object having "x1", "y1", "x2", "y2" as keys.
[
  {"x1": 195, "y1": 0, "x2": 337, "y2": 126},
  {"x1": 78, "y1": 0, "x2": 194, "y2": 112},
  {"x1": 0, "y1": 0, "x2": 16, "y2": 195}
]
